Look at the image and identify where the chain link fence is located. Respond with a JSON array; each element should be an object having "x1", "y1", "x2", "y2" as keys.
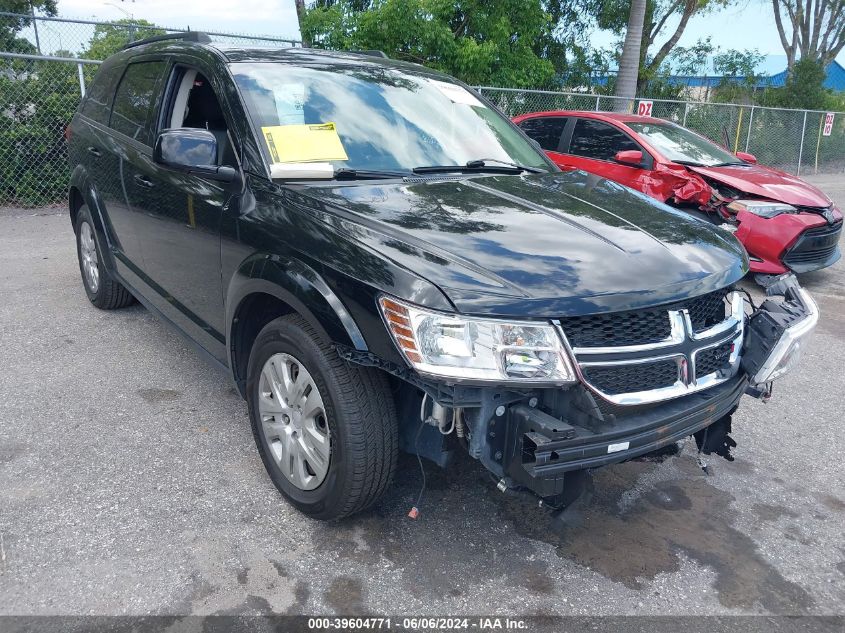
[
  {"x1": 1, "y1": 13, "x2": 299, "y2": 207},
  {"x1": 0, "y1": 12, "x2": 299, "y2": 58},
  {"x1": 477, "y1": 88, "x2": 845, "y2": 178},
  {"x1": 3, "y1": 13, "x2": 844, "y2": 208}
]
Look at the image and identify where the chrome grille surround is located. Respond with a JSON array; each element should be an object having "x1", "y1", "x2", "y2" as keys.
[{"x1": 555, "y1": 293, "x2": 745, "y2": 406}]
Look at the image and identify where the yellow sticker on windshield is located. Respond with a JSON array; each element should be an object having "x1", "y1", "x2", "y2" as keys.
[{"x1": 261, "y1": 122, "x2": 348, "y2": 163}]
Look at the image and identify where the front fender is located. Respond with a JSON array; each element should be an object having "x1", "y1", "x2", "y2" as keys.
[{"x1": 226, "y1": 252, "x2": 368, "y2": 360}]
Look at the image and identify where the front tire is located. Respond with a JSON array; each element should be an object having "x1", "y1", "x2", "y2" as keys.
[
  {"x1": 247, "y1": 315, "x2": 398, "y2": 520},
  {"x1": 74, "y1": 205, "x2": 135, "y2": 310}
]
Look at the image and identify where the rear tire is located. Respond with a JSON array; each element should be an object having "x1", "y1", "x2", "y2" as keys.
[
  {"x1": 247, "y1": 314, "x2": 398, "y2": 520},
  {"x1": 74, "y1": 205, "x2": 135, "y2": 310}
]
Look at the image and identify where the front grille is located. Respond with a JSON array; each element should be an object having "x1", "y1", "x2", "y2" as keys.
[
  {"x1": 695, "y1": 342, "x2": 733, "y2": 378},
  {"x1": 785, "y1": 246, "x2": 838, "y2": 264},
  {"x1": 560, "y1": 309, "x2": 671, "y2": 347},
  {"x1": 686, "y1": 291, "x2": 730, "y2": 332},
  {"x1": 561, "y1": 289, "x2": 729, "y2": 348},
  {"x1": 582, "y1": 361, "x2": 679, "y2": 395},
  {"x1": 567, "y1": 287, "x2": 742, "y2": 405},
  {"x1": 783, "y1": 221, "x2": 842, "y2": 269}
]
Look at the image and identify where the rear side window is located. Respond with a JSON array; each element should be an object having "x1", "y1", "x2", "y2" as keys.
[
  {"x1": 569, "y1": 119, "x2": 639, "y2": 161},
  {"x1": 518, "y1": 117, "x2": 568, "y2": 152},
  {"x1": 109, "y1": 61, "x2": 167, "y2": 145},
  {"x1": 80, "y1": 63, "x2": 121, "y2": 123}
]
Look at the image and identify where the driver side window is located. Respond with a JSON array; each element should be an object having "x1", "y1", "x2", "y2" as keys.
[
  {"x1": 569, "y1": 119, "x2": 639, "y2": 162},
  {"x1": 166, "y1": 67, "x2": 236, "y2": 167}
]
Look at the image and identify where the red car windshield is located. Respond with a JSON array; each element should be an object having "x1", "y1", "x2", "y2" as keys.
[{"x1": 627, "y1": 122, "x2": 744, "y2": 168}]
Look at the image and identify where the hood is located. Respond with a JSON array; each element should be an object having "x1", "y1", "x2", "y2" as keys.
[
  {"x1": 306, "y1": 171, "x2": 748, "y2": 317},
  {"x1": 688, "y1": 163, "x2": 832, "y2": 208}
]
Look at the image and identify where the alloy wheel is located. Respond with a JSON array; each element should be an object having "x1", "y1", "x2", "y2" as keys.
[
  {"x1": 257, "y1": 353, "x2": 331, "y2": 490},
  {"x1": 79, "y1": 221, "x2": 99, "y2": 293}
]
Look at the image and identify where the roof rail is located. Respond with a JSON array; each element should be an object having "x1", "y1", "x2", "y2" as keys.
[
  {"x1": 122, "y1": 31, "x2": 212, "y2": 51},
  {"x1": 351, "y1": 50, "x2": 389, "y2": 59}
]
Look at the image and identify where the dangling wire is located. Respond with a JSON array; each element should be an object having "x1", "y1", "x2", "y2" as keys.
[
  {"x1": 439, "y1": 408, "x2": 456, "y2": 435},
  {"x1": 409, "y1": 393, "x2": 429, "y2": 519}
]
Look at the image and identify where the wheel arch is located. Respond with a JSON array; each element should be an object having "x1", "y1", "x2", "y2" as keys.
[
  {"x1": 68, "y1": 166, "x2": 119, "y2": 273},
  {"x1": 226, "y1": 254, "x2": 367, "y2": 397}
]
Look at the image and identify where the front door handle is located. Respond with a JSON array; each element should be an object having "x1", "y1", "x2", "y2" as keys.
[
  {"x1": 87, "y1": 146, "x2": 102, "y2": 158},
  {"x1": 133, "y1": 174, "x2": 155, "y2": 189}
]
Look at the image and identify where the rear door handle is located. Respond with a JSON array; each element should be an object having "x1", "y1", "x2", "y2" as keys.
[
  {"x1": 133, "y1": 174, "x2": 154, "y2": 189},
  {"x1": 87, "y1": 146, "x2": 102, "y2": 158}
]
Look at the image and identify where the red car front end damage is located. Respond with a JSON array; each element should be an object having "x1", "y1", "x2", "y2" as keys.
[{"x1": 513, "y1": 110, "x2": 843, "y2": 276}]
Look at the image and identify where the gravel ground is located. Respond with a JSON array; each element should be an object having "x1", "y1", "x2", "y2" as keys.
[{"x1": 0, "y1": 175, "x2": 843, "y2": 619}]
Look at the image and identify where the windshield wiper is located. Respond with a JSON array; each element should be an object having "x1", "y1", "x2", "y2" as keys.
[
  {"x1": 673, "y1": 159, "x2": 746, "y2": 168},
  {"x1": 412, "y1": 158, "x2": 545, "y2": 175},
  {"x1": 333, "y1": 168, "x2": 409, "y2": 180}
]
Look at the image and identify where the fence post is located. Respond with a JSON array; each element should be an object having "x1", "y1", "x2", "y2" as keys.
[
  {"x1": 595, "y1": 95, "x2": 600, "y2": 111},
  {"x1": 682, "y1": 102, "x2": 690, "y2": 127},
  {"x1": 30, "y1": 7, "x2": 42, "y2": 55},
  {"x1": 814, "y1": 114, "x2": 824, "y2": 174},
  {"x1": 76, "y1": 62, "x2": 86, "y2": 96},
  {"x1": 744, "y1": 106, "x2": 754, "y2": 153},
  {"x1": 796, "y1": 111, "x2": 808, "y2": 176},
  {"x1": 733, "y1": 108, "x2": 744, "y2": 153}
]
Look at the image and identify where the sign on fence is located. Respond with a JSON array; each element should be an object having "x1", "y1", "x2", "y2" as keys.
[
  {"x1": 823, "y1": 112, "x2": 835, "y2": 137},
  {"x1": 637, "y1": 100, "x2": 653, "y2": 116}
]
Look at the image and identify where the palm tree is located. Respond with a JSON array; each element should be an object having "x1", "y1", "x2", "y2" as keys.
[{"x1": 614, "y1": 0, "x2": 646, "y2": 112}]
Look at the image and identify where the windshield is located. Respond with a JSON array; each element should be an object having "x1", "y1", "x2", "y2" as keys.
[
  {"x1": 230, "y1": 62, "x2": 549, "y2": 175},
  {"x1": 627, "y1": 122, "x2": 743, "y2": 167}
]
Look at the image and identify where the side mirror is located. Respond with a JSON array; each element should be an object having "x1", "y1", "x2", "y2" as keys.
[
  {"x1": 613, "y1": 149, "x2": 645, "y2": 167},
  {"x1": 736, "y1": 151, "x2": 758, "y2": 164},
  {"x1": 153, "y1": 128, "x2": 238, "y2": 183}
]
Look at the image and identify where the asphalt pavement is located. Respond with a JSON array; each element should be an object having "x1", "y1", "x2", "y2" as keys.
[{"x1": 0, "y1": 174, "x2": 843, "y2": 618}]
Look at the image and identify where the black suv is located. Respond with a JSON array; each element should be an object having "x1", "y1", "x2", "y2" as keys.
[{"x1": 67, "y1": 34, "x2": 818, "y2": 519}]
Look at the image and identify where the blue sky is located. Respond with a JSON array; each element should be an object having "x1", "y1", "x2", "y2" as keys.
[{"x1": 52, "y1": 0, "x2": 844, "y2": 72}]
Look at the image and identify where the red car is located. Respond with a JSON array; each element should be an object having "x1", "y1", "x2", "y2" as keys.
[{"x1": 513, "y1": 110, "x2": 842, "y2": 276}]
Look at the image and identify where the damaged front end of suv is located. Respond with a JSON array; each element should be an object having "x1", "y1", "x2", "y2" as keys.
[
  {"x1": 347, "y1": 266, "x2": 818, "y2": 510},
  {"x1": 306, "y1": 144, "x2": 821, "y2": 513}
]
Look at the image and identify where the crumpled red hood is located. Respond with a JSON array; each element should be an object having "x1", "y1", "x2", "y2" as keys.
[{"x1": 687, "y1": 164, "x2": 832, "y2": 208}]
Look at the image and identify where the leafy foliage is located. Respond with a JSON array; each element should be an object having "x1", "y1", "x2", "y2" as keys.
[
  {"x1": 710, "y1": 49, "x2": 765, "y2": 104},
  {"x1": 301, "y1": 0, "x2": 595, "y2": 88},
  {"x1": 0, "y1": 59, "x2": 80, "y2": 205},
  {"x1": 0, "y1": 0, "x2": 57, "y2": 53},
  {"x1": 83, "y1": 19, "x2": 166, "y2": 60},
  {"x1": 759, "y1": 59, "x2": 831, "y2": 110}
]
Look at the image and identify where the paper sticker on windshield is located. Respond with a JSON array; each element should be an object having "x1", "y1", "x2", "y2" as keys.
[
  {"x1": 428, "y1": 79, "x2": 484, "y2": 107},
  {"x1": 261, "y1": 122, "x2": 348, "y2": 164},
  {"x1": 274, "y1": 83, "x2": 305, "y2": 125}
]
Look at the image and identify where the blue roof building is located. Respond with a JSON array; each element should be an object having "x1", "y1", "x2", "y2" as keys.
[
  {"x1": 762, "y1": 60, "x2": 845, "y2": 91},
  {"x1": 582, "y1": 58, "x2": 845, "y2": 94}
]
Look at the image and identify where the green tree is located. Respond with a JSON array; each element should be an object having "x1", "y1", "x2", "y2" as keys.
[
  {"x1": 711, "y1": 49, "x2": 765, "y2": 103},
  {"x1": 0, "y1": 0, "x2": 57, "y2": 53},
  {"x1": 300, "y1": 0, "x2": 591, "y2": 88},
  {"x1": 0, "y1": 58, "x2": 80, "y2": 205},
  {"x1": 760, "y1": 57, "x2": 831, "y2": 110},
  {"x1": 598, "y1": 0, "x2": 732, "y2": 93},
  {"x1": 772, "y1": 0, "x2": 845, "y2": 72},
  {"x1": 82, "y1": 18, "x2": 165, "y2": 60}
]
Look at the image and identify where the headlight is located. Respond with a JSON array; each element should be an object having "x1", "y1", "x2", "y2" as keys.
[
  {"x1": 727, "y1": 199, "x2": 797, "y2": 219},
  {"x1": 379, "y1": 297, "x2": 577, "y2": 383}
]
